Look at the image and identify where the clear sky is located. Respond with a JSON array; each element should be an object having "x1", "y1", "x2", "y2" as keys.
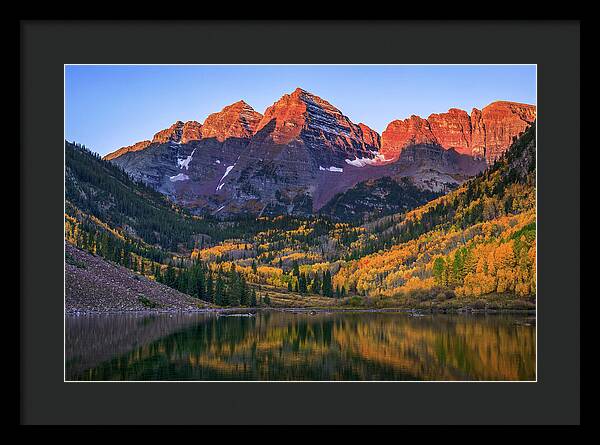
[{"x1": 65, "y1": 65, "x2": 536, "y2": 156}]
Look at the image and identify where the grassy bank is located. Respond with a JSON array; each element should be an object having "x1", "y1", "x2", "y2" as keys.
[{"x1": 250, "y1": 283, "x2": 535, "y2": 312}]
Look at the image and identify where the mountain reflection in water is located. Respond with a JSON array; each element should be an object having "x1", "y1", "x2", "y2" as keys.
[{"x1": 65, "y1": 311, "x2": 535, "y2": 381}]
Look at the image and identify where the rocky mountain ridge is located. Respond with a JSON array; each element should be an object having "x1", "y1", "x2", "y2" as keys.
[
  {"x1": 103, "y1": 88, "x2": 535, "y2": 218},
  {"x1": 380, "y1": 101, "x2": 536, "y2": 163}
]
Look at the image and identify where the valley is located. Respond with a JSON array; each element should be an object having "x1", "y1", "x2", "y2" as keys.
[{"x1": 65, "y1": 116, "x2": 536, "y2": 312}]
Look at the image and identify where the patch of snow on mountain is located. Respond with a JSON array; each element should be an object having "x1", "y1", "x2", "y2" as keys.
[
  {"x1": 221, "y1": 165, "x2": 235, "y2": 181},
  {"x1": 170, "y1": 173, "x2": 190, "y2": 182},
  {"x1": 319, "y1": 166, "x2": 344, "y2": 173},
  {"x1": 216, "y1": 164, "x2": 235, "y2": 191},
  {"x1": 345, "y1": 153, "x2": 387, "y2": 167},
  {"x1": 177, "y1": 148, "x2": 196, "y2": 170}
]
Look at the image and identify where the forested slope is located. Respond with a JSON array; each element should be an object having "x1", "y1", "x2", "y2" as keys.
[
  {"x1": 66, "y1": 141, "x2": 252, "y2": 251},
  {"x1": 65, "y1": 121, "x2": 536, "y2": 309},
  {"x1": 319, "y1": 176, "x2": 441, "y2": 222},
  {"x1": 331, "y1": 123, "x2": 536, "y2": 303}
]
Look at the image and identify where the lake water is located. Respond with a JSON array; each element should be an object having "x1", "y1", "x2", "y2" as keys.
[{"x1": 65, "y1": 311, "x2": 535, "y2": 381}]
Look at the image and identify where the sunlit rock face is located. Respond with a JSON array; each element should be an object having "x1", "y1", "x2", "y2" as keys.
[
  {"x1": 381, "y1": 101, "x2": 536, "y2": 164},
  {"x1": 102, "y1": 90, "x2": 535, "y2": 218},
  {"x1": 151, "y1": 120, "x2": 203, "y2": 144},
  {"x1": 380, "y1": 115, "x2": 438, "y2": 160},
  {"x1": 358, "y1": 123, "x2": 381, "y2": 150},
  {"x1": 103, "y1": 102, "x2": 262, "y2": 207},
  {"x1": 103, "y1": 140, "x2": 152, "y2": 161},
  {"x1": 179, "y1": 121, "x2": 203, "y2": 143},
  {"x1": 103, "y1": 120, "x2": 202, "y2": 162},
  {"x1": 216, "y1": 88, "x2": 384, "y2": 216},
  {"x1": 200, "y1": 100, "x2": 262, "y2": 141},
  {"x1": 479, "y1": 101, "x2": 537, "y2": 163},
  {"x1": 254, "y1": 88, "x2": 379, "y2": 155},
  {"x1": 427, "y1": 108, "x2": 474, "y2": 156}
]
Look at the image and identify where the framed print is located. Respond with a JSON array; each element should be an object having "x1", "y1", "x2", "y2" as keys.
[{"x1": 20, "y1": 20, "x2": 580, "y2": 425}]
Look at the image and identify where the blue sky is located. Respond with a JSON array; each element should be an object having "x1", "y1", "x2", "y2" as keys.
[{"x1": 65, "y1": 65, "x2": 536, "y2": 156}]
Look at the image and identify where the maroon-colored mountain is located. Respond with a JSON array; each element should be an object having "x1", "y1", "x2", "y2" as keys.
[
  {"x1": 103, "y1": 89, "x2": 535, "y2": 218},
  {"x1": 151, "y1": 120, "x2": 203, "y2": 144},
  {"x1": 358, "y1": 123, "x2": 381, "y2": 149},
  {"x1": 104, "y1": 120, "x2": 203, "y2": 161},
  {"x1": 200, "y1": 100, "x2": 262, "y2": 141},
  {"x1": 381, "y1": 101, "x2": 536, "y2": 163},
  {"x1": 213, "y1": 88, "x2": 385, "y2": 215},
  {"x1": 103, "y1": 140, "x2": 152, "y2": 161},
  {"x1": 251, "y1": 88, "x2": 379, "y2": 155},
  {"x1": 103, "y1": 101, "x2": 263, "y2": 206}
]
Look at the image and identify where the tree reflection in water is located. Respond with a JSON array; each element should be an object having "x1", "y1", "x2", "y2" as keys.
[{"x1": 66, "y1": 311, "x2": 535, "y2": 381}]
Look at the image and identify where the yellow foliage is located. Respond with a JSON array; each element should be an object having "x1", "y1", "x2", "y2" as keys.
[{"x1": 332, "y1": 210, "x2": 536, "y2": 298}]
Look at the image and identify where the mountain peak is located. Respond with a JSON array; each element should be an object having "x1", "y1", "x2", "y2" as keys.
[
  {"x1": 103, "y1": 120, "x2": 203, "y2": 161},
  {"x1": 201, "y1": 100, "x2": 262, "y2": 141},
  {"x1": 152, "y1": 120, "x2": 203, "y2": 144},
  {"x1": 291, "y1": 87, "x2": 308, "y2": 95},
  {"x1": 152, "y1": 121, "x2": 184, "y2": 143},
  {"x1": 253, "y1": 88, "x2": 380, "y2": 154},
  {"x1": 180, "y1": 121, "x2": 203, "y2": 143},
  {"x1": 289, "y1": 88, "x2": 336, "y2": 108},
  {"x1": 229, "y1": 99, "x2": 251, "y2": 109}
]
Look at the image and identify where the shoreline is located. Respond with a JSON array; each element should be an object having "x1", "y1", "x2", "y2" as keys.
[{"x1": 65, "y1": 306, "x2": 536, "y2": 316}]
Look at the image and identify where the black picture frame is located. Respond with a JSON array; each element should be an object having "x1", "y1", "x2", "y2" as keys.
[{"x1": 20, "y1": 20, "x2": 580, "y2": 425}]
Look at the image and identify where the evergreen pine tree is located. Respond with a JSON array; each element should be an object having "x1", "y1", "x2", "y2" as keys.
[
  {"x1": 313, "y1": 273, "x2": 321, "y2": 294},
  {"x1": 299, "y1": 273, "x2": 307, "y2": 293},
  {"x1": 197, "y1": 267, "x2": 206, "y2": 300},
  {"x1": 433, "y1": 257, "x2": 446, "y2": 287},
  {"x1": 176, "y1": 268, "x2": 186, "y2": 292},
  {"x1": 205, "y1": 272, "x2": 214, "y2": 303},
  {"x1": 215, "y1": 274, "x2": 225, "y2": 306},
  {"x1": 164, "y1": 264, "x2": 176, "y2": 287},
  {"x1": 322, "y1": 270, "x2": 333, "y2": 297},
  {"x1": 239, "y1": 277, "x2": 249, "y2": 306},
  {"x1": 231, "y1": 267, "x2": 242, "y2": 306}
]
